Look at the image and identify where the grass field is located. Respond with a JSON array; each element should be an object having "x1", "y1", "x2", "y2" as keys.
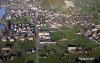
[
  {"x1": 50, "y1": 28, "x2": 99, "y2": 50},
  {"x1": 38, "y1": 27, "x2": 100, "y2": 63},
  {"x1": 75, "y1": 0, "x2": 100, "y2": 13},
  {"x1": 75, "y1": 0, "x2": 100, "y2": 24},
  {"x1": 5, "y1": 54, "x2": 36, "y2": 63},
  {"x1": 12, "y1": 41, "x2": 35, "y2": 51},
  {"x1": 39, "y1": 0, "x2": 69, "y2": 13}
]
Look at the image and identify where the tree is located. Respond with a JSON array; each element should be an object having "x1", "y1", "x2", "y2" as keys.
[
  {"x1": 92, "y1": 58, "x2": 99, "y2": 63},
  {"x1": 27, "y1": 60, "x2": 33, "y2": 63}
]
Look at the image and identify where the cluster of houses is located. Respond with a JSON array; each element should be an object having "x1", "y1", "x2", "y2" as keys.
[
  {"x1": 36, "y1": 10, "x2": 92, "y2": 29},
  {"x1": 41, "y1": 11, "x2": 65, "y2": 28},
  {"x1": 3, "y1": 0, "x2": 85, "y2": 29},
  {"x1": 2, "y1": 23, "x2": 35, "y2": 42},
  {"x1": 68, "y1": 44, "x2": 92, "y2": 55},
  {"x1": 38, "y1": 28, "x2": 57, "y2": 45},
  {"x1": 84, "y1": 23, "x2": 100, "y2": 45},
  {"x1": 2, "y1": 0, "x2": 38, "y2": 22},
  {"x1": 39, "y1": 29, "x2": 50, "y2": 41},
  {"x1": 0, "y1": 43, "x2": 35, "y2": 61}
]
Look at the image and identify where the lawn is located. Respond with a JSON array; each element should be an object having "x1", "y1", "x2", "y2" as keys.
[
  {"x1": 39, "y1": 0, "x2": 68, "y2": 13},
  {"x1": 5, "y1": 54, "x2": 36, "y2": 63},
  {"x1": 50, "y1": 28, "x2": 96, "y2": 48},
  {"x1": 12, "y1": 41, "x2": 35, "y2": 51},
  {"x1": 75, "y1": 0, "x2": 100, "y2": 24},
  {"x1": 75, "y1": 0, "x2": 100, "y2": 14},
  {"x1": 39, "y1": 55, "x2": 68, "y2": 63}
]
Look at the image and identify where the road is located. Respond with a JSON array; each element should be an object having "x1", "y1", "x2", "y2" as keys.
[{"x1": 33, "y1": 0, "x2": 41, "y2": 63}]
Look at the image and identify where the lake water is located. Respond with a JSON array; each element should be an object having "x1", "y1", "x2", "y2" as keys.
[
  {"x1": 0, "y1": 23, "x2": 5, "y2": 30},
  {"x1": 0, "y1": 7, "x2": 6, "y2": 18},
  {"x1": 0, "y1": 7, "x2": 6, "y2": 30}
]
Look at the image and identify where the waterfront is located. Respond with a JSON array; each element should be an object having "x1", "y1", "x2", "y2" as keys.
[{"x1": 0, "y1": 7, "x2": 6, "y2": 18}]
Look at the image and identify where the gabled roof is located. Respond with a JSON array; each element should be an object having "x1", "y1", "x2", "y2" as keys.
[{"x1": 68, "y1": 44, "x2": 76, "y2": 47}]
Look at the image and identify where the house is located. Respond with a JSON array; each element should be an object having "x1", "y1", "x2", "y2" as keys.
[
  {"x1": 9, "y1": 38, "x2": 15, "y2": 42},
  {"x1": 14, "y1": 35, "x2": 19, "y2": 39},
  {"x1": 50, "y1": 24, "x2": 59, "y2": 28},
  {"x1": 2, "y1": 38, "x2": 7, "y2": 42},
  {"x1": 39, "y1": 40, "x2": 57, "y2": 45},
  {"x1": 32, "y1": 49, "x2": 35, "y2": 53},
  {"x1": 2, "y1": 47, "x2": 11, "y2": 51},
  {"x1": 28, "y1": 37, "x2": 34, "y2": 41},
  {"x1": 21, "y1": 30, "x2": 27, "y2": 33},
  {"x1": 96, "y1": 25, "x2": 100, "y2": 29},
  {"x1": 68, "y1": 44, "x2": 77, "y2": 53},
  {"x1": 28, "y1": 33, "x2": 34, "y2": 36},
  {"x1": 20, "y1": 37, "x2": 25, "y2": 41},
  {"x1": 39, "y1": 29, "x2": 51, "y2": 40},
  {"x1": 5, "y1": 15, "x2": 11, "y2": 20},
  {"x1": 39, "y1": 32, "x2": 50, "y2": 36},
  {"x1": 77, "y1": 32, "x2": 82, "y2": 35}
]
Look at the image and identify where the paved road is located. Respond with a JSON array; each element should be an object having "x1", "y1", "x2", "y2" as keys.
[{"x1": 34, "y1": 9, "x2": 39, "y2": 63}]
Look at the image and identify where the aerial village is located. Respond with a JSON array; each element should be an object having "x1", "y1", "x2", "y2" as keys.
[{"x1": 0, "y1": 0, "x2": 100, "y2": 63}]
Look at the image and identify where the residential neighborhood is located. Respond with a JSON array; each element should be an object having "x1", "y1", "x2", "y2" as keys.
[{"x1": 0, "y1": 0, "x2": 100, "y2": 63}]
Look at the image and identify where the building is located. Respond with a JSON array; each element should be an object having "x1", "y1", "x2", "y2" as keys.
[
  {"x1": 2, "y1": 47, "x2": 11, "y2": 51},
  {"x1": 2, "y1": 37, "x2": 7, "y2": 42},
  {"x1": 68, "y1": 44, "x2": 77, "y2": 53},
  {"x1": 20, "y1": 37, "x2": 25, "y2": 41},
  {"x1": 38, "y1": 29, "x2": 51, "y2": 41},
  {"x1": 9, "y1": 38, "x2": 15, "y2": 42},
  {"x1": 27, "y1": 36, "x2": 34, "y2": 41},
  {"x1": 39, "y1": 41, "x2": 57, "y2": 45}
]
